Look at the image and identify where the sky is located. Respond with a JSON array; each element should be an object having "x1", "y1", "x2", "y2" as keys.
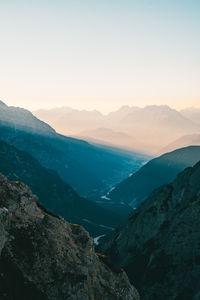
[{"x1": 0, "y1": 0, "x2": 200, "y2": 113}]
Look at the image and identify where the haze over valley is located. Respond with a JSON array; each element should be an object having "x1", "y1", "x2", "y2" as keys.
[{"x1": 34, "y1": 104, "x2": 200, "y2": 155}]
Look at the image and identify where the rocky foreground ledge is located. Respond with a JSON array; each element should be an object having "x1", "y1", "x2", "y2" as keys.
[{"x1": 0, "y1": 174, "x2": 139, "y2": 300}]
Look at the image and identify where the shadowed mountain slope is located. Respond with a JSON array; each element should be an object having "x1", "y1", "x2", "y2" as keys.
[
  {"x1": 0, "y1": 139, "x2": 124, "y2": 236},
  {"x1": 109, "y1": 146, "x2": 200, "y2": 208},
  {"x1": 98, "y1": 161, "x2": 200, "y2": 299}
]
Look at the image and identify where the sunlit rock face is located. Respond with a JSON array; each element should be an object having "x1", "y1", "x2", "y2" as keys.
[
  {"x1": 0, "y1": 174, "x2": 139, "y2": 300},
  {"x1": 98, "y1": 161, "x2": 200, "y2": 300}
]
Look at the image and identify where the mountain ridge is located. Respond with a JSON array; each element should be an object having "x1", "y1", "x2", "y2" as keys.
[{"x1": 109, "y1": 146, "x2": 200, "y2": 208}]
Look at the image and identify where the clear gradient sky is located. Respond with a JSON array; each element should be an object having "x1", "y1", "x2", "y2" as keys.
[{"x1": 0, "y1": 0, "x2": 200, "y2": 112}]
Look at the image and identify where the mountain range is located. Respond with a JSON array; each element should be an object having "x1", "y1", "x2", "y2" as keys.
[
  {"x1": 35, "y1": 106, "x2": 104, "y2": 135},
  {"x1": 0, "y1": 101, "x2": 147, "y2": 200},
  {"x1": 34, "y1": 105, "x2": 200, "y2": 154}
]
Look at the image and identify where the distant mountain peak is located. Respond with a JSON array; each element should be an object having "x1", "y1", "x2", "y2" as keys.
[
  {"x1": 144, "y1": 104, "x2": 173, "y2": 110},
  {"x1": 0, "y1": 100, "x2": 56, "y2": 136},
  {"x1": 0, "y1": 100, "x2": 7, "y2": 107}
]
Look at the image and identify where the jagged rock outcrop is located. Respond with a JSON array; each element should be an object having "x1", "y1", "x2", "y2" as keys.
[
  {"x1": 0, "y1": 174, "x2": 139, "y2": 300},
  {"x1": 98, "y1": 161, "x2": 200, "y2": 300}
]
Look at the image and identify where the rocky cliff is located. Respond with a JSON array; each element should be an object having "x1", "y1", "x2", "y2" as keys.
[
  {"x1": 98, "y1": 161, "x2": 200, "y2": 299},
  {"x1": 0, "y1": 174, "x2": 139, "y2": 300}
]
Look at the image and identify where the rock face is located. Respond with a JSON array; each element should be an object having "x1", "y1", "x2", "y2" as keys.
[
  {"x1": 0, "y1": 174, "x2": 139, "y2": 300},
  {"x1": 109, "y1": 146, "x2": 200, "y2": 208},
  {"x1": 98, "y1": 161, "x2": 200, "y2": 300}
]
